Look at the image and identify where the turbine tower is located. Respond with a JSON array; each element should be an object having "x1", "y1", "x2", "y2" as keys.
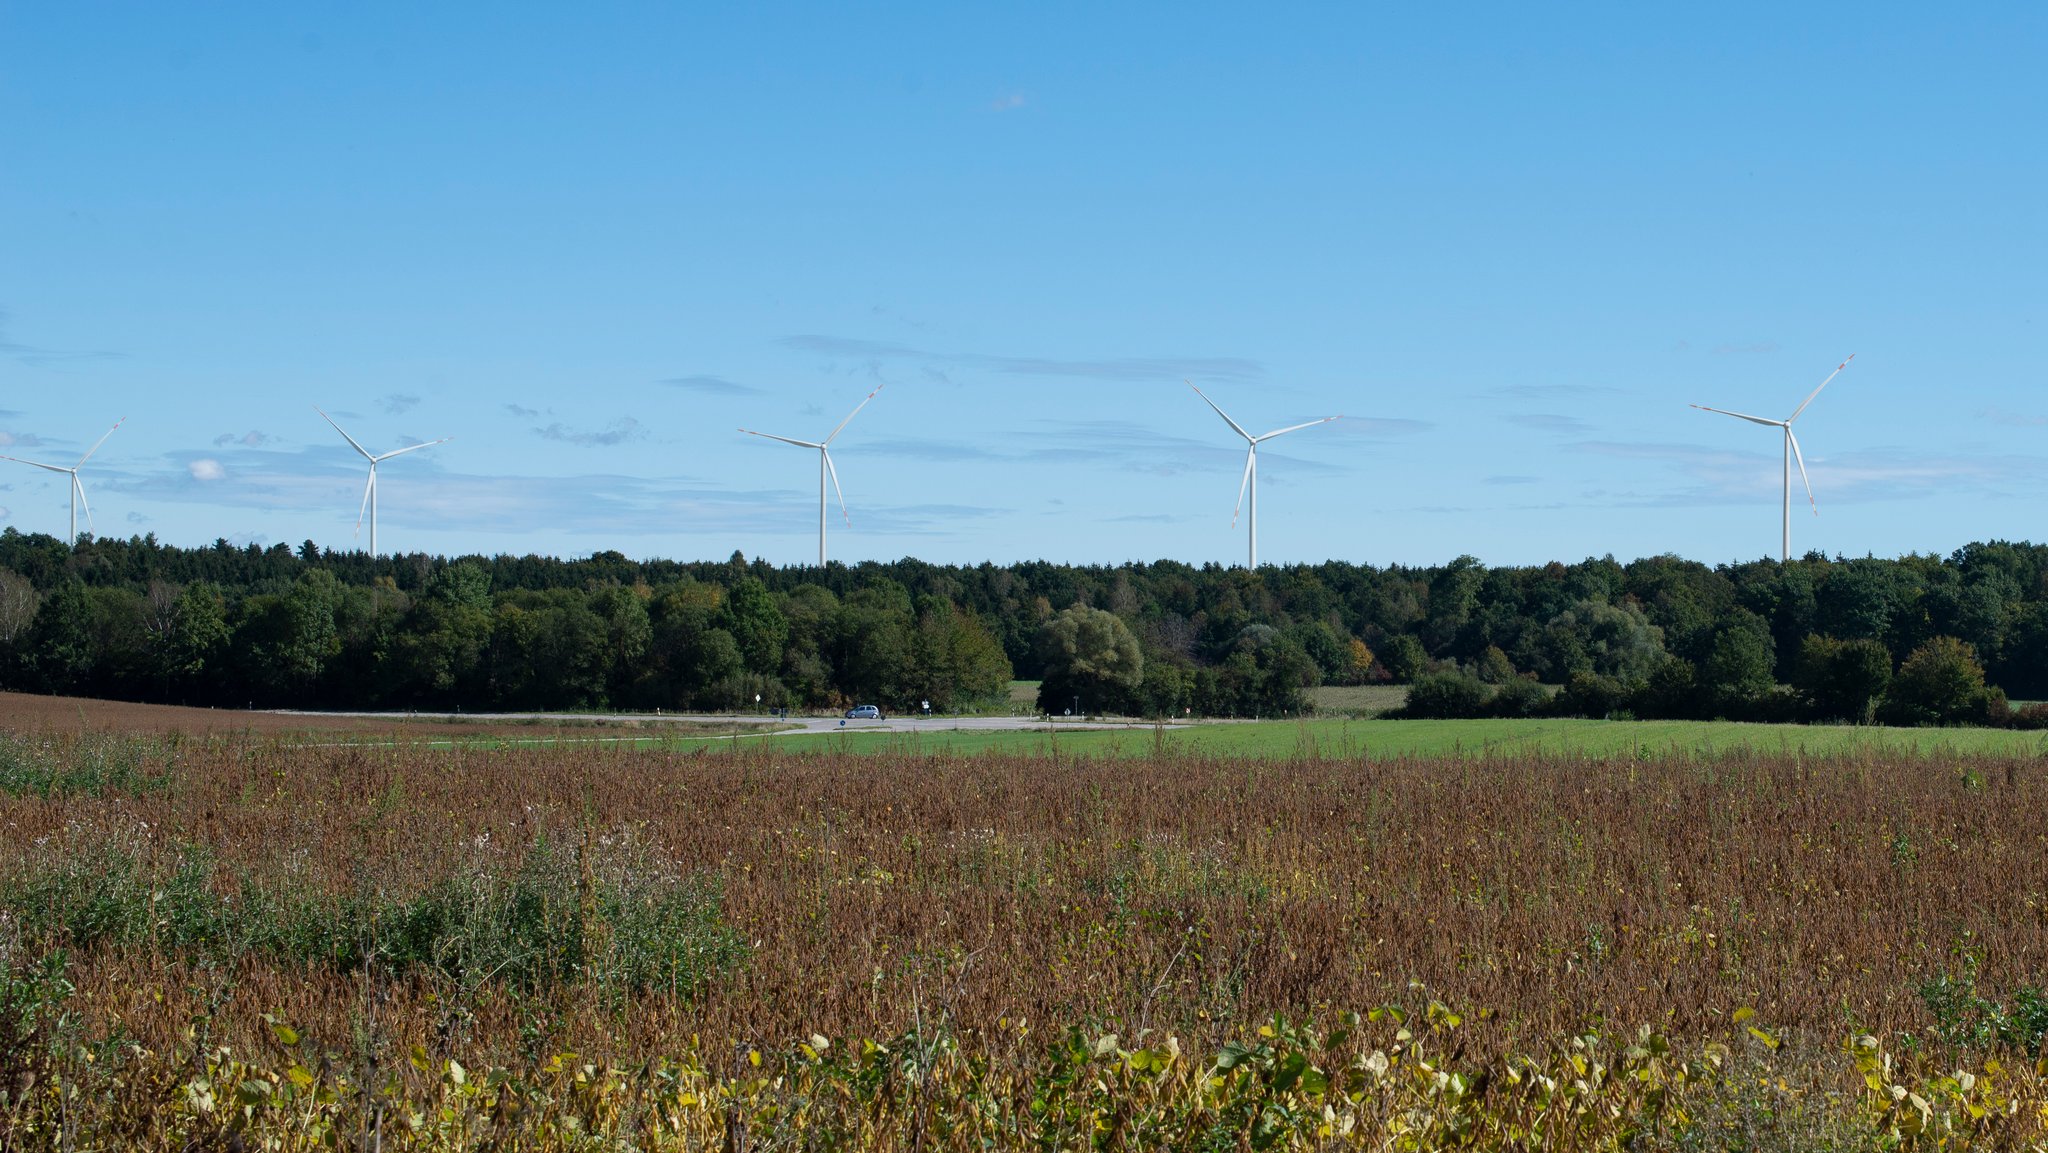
[
  {"x1": 1691, "y1": 354, "x2": 1855, "y2": 562},
  {"x1": 1188, "y1": 382, "x2": 1340, "y2": 569},
  {"x1": 739, "y1": 385, "x2": 883, "y2": 567},
  {"x1": 315, "y1": 406, "x2": 450, "y2": 556},
  {"x1": 0, "y1": 418, "x2": 125, "y2": 544}
]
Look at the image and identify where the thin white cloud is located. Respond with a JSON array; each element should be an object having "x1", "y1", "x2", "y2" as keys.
[
  {"x1": 1489, "y1": 383, "x2": 1624, "y2": 399},
  {"x1": 1983, "y1": 407, "x2": 2048, "y2": 427},
  {"x1": 661, "y1": 375, "x2": 764, "y2": 397},
  {"x1": 991, "y1": 92, "x2": 1027, "y2": 111},
  {"x1": 380, "y1": 394, "x2": 422, "y2": 415},
  {"x1": 214, "y1": 430, "x2": 274, "y2": 448},
  {"x1": 1506, "y1": 413, "x2": 1594, "y2": 435},
  {"x1": 1573, "y1": 439, "x2": 2048, "y2": 507},
  {"x1": 121, "y1": 445, "x2": 1008, "y2": 540},
  {"x1": 534, "y1": 418, "x2": 644, "y2": 447},
  {"x1": 780, "y1": 334, "x2": 1264, "y2": 384},
  {"x1": 0, "y1": 308, "x2": 121, "y2": 366}
]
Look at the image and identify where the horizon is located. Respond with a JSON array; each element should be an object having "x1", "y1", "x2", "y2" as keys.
[
  {"x1": 15, "y1": 522, "x2": 2042, "y2": 578},
  {"x1": 4, "y1": 4, "x2": 2043, "y2": 566}
]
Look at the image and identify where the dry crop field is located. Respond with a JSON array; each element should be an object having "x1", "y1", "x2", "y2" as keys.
[{"x1": 2, "y1": 705, "x2": 2047, "y2": 1148}]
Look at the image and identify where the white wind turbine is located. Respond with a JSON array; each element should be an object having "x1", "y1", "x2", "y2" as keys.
[
  {"x1": 738, "y1": 385, "x2": 883, "y2": 567},
  {"x1": 1691, "y1": 353, "x2": 1855, "y2": 562},
  {"x1": 1188, "y1": 382, "x2": 1341, "y2": 569},
  {"x1": 315, "y1": 405, "x2": 450, "y2": 556},
  {"x1": 1, "y1": 418, "x2": 125, "y2": 544}
]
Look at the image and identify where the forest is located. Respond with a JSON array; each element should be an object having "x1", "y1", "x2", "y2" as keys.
[{"x1": 1, "y1": 528, "x2": 2044, "y2": 725}]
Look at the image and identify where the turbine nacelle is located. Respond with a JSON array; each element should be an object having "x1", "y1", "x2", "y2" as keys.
[
  {"x1": 0, "y1": 417, "x2": 126, "y2": 543},
  {"x1": 1187, "y1": 382, "x2": 1340, "y2": 568},
  {"x1": 314, "y1": 405, "x2": 449, "y2": 556},
  {"x1": 1690, "y1": 355, "x2": 1855, "y2": 560},
  {"x1": 738, "y1": 385, "x2": 883, "y2": 566}
]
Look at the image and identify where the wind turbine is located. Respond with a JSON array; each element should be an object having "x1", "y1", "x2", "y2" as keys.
[
  {"x1": 1188, "y1": 382, "x2": 1340, "y2": 569},
  {"x1": 738, "y1": 385, "x2": 883, "y2": 566},
  {"x1": 315, "y1": 405, "x2": 450, "y2": 556},
  {"x1": 0, "y1": 418, "x2": 125, "y2": 544},
  {"x1": 1691, "y1": 354, "x2": 1855, "y2": 562}
]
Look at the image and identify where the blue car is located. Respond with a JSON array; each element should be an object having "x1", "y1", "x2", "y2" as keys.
[{"x1": 845, "y1": 705, "x2": 883, "y2": 720}]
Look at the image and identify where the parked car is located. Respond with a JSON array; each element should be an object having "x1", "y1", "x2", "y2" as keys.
[{"x1": 845, "y1": 705, "x2": 883, "y2": 720}]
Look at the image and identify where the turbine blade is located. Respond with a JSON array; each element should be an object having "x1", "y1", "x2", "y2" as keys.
[
  {"x1": 1188, "y1": 380, "x2": 1253, "y2": 442},
  {"x1": 1787, "y1": 353, "x2": 1855, "y2": 423},
  {"x1": 0, "y1": 455, "x2": 72, "y2": 474},
  {"x1": 75, "y1": 474, "x2": 93, "y2": 534},
  {"x1": 315, "y1": 405, "x2": 377, "y2": 461},
  {"x1": 1255, "y1": 414, "x2": 1342, "y2": 441},
  {"x1": 373, "y1": 437, "x2": 450, "y2": 463},
  {"x1": 823, "y1": 449, "x2": 850, "y2": 523},
  {"x1": 740, "y1": 429, "x2": 823, "y2": 449},
  {"x1": 74, "y1": 417, "x2": 126, "y2": 468},
  {"x1": 1689, "y1": 404, "x2": 1784, "y2": 428},
  {"x1": 823, "y1": 385, "x2": 884, "y2": 446},
  {"x1": 1787, "y1": 427, "x2": 1818, "y2": 515},
  {"x1": 356, "y1": 468, "x2": 375, "y2": 537},
  {"x1": 1231, "y1": 447, "x2": 1254, "y2": 527}
]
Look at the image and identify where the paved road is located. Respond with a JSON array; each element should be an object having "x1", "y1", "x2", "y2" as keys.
[{"x1": 266, "y1": 709, "x2": 1187, "y2": 736}]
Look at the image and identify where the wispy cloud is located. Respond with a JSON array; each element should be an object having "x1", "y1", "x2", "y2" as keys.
[
  {"x1": 779, "y1": 334, "x2": 1264, "y2": 384},
  {"x1": 859, "y1": 438, "x2": 1003, "y2": 463},
  {"x1": 991, "y1": 91, "x2": 1027, "y2": 111},
  {"x1": 1334, "y1": 416, "x2": 1433, "y2": 437},
  {"x1": 1490, "y1": 383, "x2": 1623, "y2": 399},
  {"x1": 0, "y1": 431, "x2": 48, "y2": 449},
  {"x1": 214, "y1": 430, "x2": 274, "y2": 448},
  {"x1": 119, "y1": 443, "x2": 1007, "y2": 540},
  {"x1": 0, "y1": 308, "x2": 121, "y2": 367},
  {"x1": 534, "y1": 417, "x2": 645, "y2": 447},
  {"x1": 503, "y1": 403, "x2": 542, "y2": 419},
  {"x1": 1506, "y1": 413, "x2": 1593, "y2": 435},
  {"x1": 661, "y1": 374, "x2": 764, "y2": 397},
  {"x1": 1574, "y1": 438, "x2": 2048, "y2": 507},
  {"x1": 380, "y1": 394, "x2": 421, "y2": 415},
  {"x1": 1982, "y1": 407, "x2": 2048, "y2": 427}
]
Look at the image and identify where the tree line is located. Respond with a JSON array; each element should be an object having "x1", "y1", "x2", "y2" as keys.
[{"x1": 1, "y1": 529, "x2": 2044, "y2": 725}]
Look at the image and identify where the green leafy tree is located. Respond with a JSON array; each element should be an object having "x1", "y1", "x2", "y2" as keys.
[
  {"x1": 1380, "y1": 634, "x2": 1429, "y2": 683},
  {"x1": 1475, "y1": 645, "x2": 1518, "y2": 684},
  {"x1": 1554, "y1": 670, "x2": 1628, "y2": 719},
  {"x1": 161, "y1": 581, "x2": 229, "y2": 701},
  {"x1": 723, "y1": 578, "x2": 789, "y2": 675},
  {"x1": 1035, "y1": 605, "x2": 1143, "y2": 715},
  {"x1": 25, "y1": 579, "x2": 96, "y2": 693},
  {"x1": 1699, "y1": 612, "x2": 1776, "y2": 715},
  {"x1": 1794, "y1": 635, "x2": 1892, "y2": 723},
  {"x1": 1881, "y1": 636, "x2": 1992, "y2": 726},
  {"x1": 1401, "y1": 669, "x2": 1492, "y2": 718},
  {"x1": 232, "y1": 570, "x2": 344, "y2": 704}
]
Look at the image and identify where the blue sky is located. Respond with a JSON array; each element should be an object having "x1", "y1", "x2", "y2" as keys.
[{"x1": 2, "y1": 3, "x2": 2043, "y2": 567}]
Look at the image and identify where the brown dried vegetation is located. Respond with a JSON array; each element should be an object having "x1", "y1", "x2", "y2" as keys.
[{"x1": 2, "y1": 732, "x2": 2043, "y2": 1066}]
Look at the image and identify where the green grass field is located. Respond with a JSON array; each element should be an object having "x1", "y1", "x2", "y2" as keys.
[
  {"x1": 1305, "y1": 683, "x2": 1410, "y2": 716},
  {"x1": 729, "y1": 715, "x2": 2048, "y2": 759}
]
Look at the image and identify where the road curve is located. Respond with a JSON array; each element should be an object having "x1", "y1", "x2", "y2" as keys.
[{"x1": 263, "y1": 709, "x2": 1188, "y2": 736}]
